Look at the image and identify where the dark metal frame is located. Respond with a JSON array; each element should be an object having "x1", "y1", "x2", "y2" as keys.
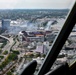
[{"x1": 37, "y1": 2, "x2": 76, "y2": 75}]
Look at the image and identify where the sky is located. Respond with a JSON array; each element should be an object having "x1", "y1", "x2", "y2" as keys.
[{"x1": 0, "y1": 0, "x2": 75, "y2": 9}]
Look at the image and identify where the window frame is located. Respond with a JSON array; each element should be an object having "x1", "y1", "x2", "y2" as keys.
[{"x1": 37, "y1": 2, "x2": 76, "y2": 75}]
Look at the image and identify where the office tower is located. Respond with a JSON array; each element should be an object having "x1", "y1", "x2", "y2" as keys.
[{"x1": 2, "y1": 19, "x2": 11, "y2": 30}]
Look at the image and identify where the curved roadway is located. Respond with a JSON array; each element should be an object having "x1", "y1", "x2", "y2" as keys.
[
  {"x1": 0, "y1": 35, "x2": 14, "y2": 52},
  {"x1": 0, "y1": 35, "x2": 11, "y2": 42}
]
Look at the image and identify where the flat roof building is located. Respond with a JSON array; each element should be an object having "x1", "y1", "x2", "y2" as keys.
[{"x1": 2, "y1": 19, "x2": 11, "y2": 30}]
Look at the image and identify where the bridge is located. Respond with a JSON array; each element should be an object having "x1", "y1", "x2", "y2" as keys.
[{"x1": 0, "y1": 35, "x2": 13, "y2": 43}]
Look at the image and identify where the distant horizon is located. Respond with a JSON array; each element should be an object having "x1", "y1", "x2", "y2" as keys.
[
  {"x1": 0, "y1": 0, "x2": 75, "y2": 9},
  {"x1": 0, "y1": 8, "x2": 69, "y2": 10}
]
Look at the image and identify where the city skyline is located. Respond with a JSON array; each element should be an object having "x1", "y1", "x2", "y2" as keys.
[{"x1": 0, "y1": 0, "x2": 75, "y2": 9}]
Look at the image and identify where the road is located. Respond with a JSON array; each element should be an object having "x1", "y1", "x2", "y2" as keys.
[
  {"x1": 12, "y1": 40, "x2": 19, "y2": 50},
  {"x1": 2, "y1": 37, "x2": 14, "y2": 53},
  {"x1": 0, "y1": 35, "x2": 10, "y2": 42},
  {"x1": 0, "y1": 35, "x2": 14, "y2": 53},
  {"x1": 16, "y1": 58, "x2": 25, "y2": 74},
  {"x1": 0, "y1": 36, "x2": 14, "y2": 65},
  {"x1": 1, "y1": 61, "x2": 17, "y2": 75}
]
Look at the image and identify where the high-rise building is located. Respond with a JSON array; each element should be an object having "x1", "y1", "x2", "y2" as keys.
[{"x1": 2, "y1": 19, "x2": 11, "y2": 30}]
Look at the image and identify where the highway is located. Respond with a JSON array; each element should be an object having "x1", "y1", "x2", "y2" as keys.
[
  {"x1": 0, "y1": 35, "x2": 14, "y2": 65},
  {"x1": 0, "y1": 35, "x2": 10, "y2": 42},
  {"x1": 0, "y1": 34, "x2": 14, "y2": 52},
  {"x1": 2, "y1": 37, "x2": 14, "y2": 53},
  {"x1": 12, "y1": 40, "x2": 19, "y2": 50}
]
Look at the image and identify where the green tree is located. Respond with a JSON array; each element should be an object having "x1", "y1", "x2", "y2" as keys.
[
  {"x1": 6, "y1": 71, "x2": 12, "y2": 75},
  {"x1": 3, "y1": 51, "x2": 8, "y2": 55},
  {"x1": 0, "y1": 65, "x2": 3, "y2": 70},
  {"x1": 0, "y1": 48, "x2": 2, "y2": 53},
  {"x1": 12, "y1": 50, "x2": 20, "y2": 54},
  {"x1": 8, "y1": 53, "x2": 18, "y2": 61},
  {"x1": 0, "y1": 56, "x2": 4, "y2": 59}
]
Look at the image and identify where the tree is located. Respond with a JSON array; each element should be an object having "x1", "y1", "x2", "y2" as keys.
[
  {"x1": 0, "y1": 56, "x2": 4, "y2": 59},
  {"x1": 6, "y1": 71, "x2": 12, "y2": 75},
  {"x1": 0, "y1": 48, "x2": 2, "y2": 53},
  {"x1": 8, "y1": 53, "x2": 18, "y2": 61},
  {"x1": 34, "y1": 53, "x2": 41, "y2": 58},
  {"x1": 0, "y1": 65, "x2": 3, "y2": 70},
  {"x1": 3, "y1": 51, "x2": 8, "y2": 55},
  {"x1": 12, "y1": 50, "x2": 20, "y2": 54}
]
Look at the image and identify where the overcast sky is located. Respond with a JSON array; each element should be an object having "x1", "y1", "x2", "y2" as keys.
[{"x1": 0, "y1": 0, "x2": 75, "y2": 9}]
